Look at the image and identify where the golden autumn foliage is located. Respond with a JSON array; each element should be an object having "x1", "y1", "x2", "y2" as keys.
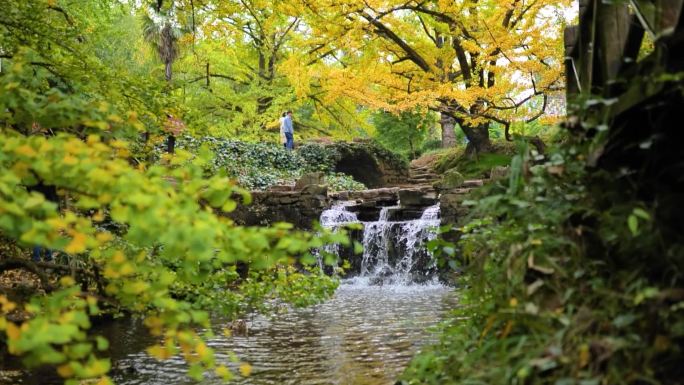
[{"x1": 280, "y1": 0, "x2": 572, "y2": 150}]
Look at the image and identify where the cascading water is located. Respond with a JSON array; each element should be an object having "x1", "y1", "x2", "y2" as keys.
[
  {"x1": 320, "y1": 202, "x2": 442, "y2": 285},
  {"x1": 317, "y1": 202, "x2": 359, "y2": 267}
]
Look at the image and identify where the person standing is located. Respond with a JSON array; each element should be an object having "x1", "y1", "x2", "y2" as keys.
[
  {"x1": 279, "y1": 112, "x2": 287, "y2": 148},
  {"x1": 283, "y1": 110, "x2": 294, "y2": 150}
]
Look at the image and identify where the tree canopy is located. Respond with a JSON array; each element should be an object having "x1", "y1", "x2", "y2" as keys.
[
  {"x1": 0, "y1": 0, "x2": 575, "y2": 383},
  {"x1": 286, "y1": 0, "x2": 570, "y2": 151},
  {"x1": 0, "y1": 1, "x2": 347, "y2": 383}
]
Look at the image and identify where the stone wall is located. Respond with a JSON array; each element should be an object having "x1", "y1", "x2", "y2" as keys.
[{"x1": 229, "y1": 189, "x2": 330, "y2": 229}]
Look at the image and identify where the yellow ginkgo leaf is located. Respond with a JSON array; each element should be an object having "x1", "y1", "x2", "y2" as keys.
[
  {"x1": 65, "y1": 232, "x2": 88, "y2": 254},
  {"x1": 239, "y1": 363, "x2": 253, "y2": 377},
  {"x1": 6, "y1": 322, "x2": 21, "y2": 340},
  {"x1": 56, "y1": 364, "x2": 74, "y2": 378}
]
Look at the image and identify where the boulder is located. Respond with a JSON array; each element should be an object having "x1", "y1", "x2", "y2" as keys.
[
  {"x1": 398, "y1": 189, "x2": 438, "y2": 207},
  {"x1": 347, "y1": 187, "x2": 399, "y2": 203},
  {"x1": 440, "y1": 168, "x2": 465, "y2": 189},
  {"x1": 300, "y1": 184, "x2": 328, "y2": 196},
  {"x1": 295, "y1": 172, "x2": 326, "y2": 190},
  {"x1": 330, "y1": 191, "x2": 350, "y2": 201},
  {"x1": 439, "y1": 189, "x2": 473, "y2": 227},
  {"x1": 267, "y1": 184, "x2": 294, "y2": 192}
]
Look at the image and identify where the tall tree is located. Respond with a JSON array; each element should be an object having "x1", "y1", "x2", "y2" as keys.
[
  {"x1": 142, "y1": 4, "x2": 183, "y2": 152},
  {"x1": 289, "y1": 0, "x2": 570, "y2": 153},
  {"x1": 165, "y1": 0, "x2": 370, "y2": 140},
  {"x1": 0, "y1": 2, "x2": 343, "y2": 383}
]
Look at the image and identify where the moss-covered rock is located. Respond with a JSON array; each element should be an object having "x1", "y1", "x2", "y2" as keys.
[
  {"x1": 438, "y1": 168, "x2": 465, "y2": 189},
  {"x1": 295, "y1": 172, "x2": 326, "y2": 190}
]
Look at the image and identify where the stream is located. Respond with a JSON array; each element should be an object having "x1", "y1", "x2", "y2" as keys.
[{"x1": 2, "y1": 201, "x2": 455, "y2": 385}]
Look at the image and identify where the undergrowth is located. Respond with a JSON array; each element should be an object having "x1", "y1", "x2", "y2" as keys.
[
  {"x1": 175, "y1": 136, "x2": 366, "y2": 191},
  {"x1": 433, "y1": 140, "x2": 516, "y2": 178},
  {"x1": 403, "y1": 140, "x2": 684, "y2": 385}
]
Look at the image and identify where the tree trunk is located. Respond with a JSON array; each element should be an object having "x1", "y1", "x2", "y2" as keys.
[
  {"x1": 165, "y1": 61, "x2": 172, "y2": 82},
  {"x1": 461, "y1": 122, "x2": 491, "y2": 156},
  {"x1": 440, "y1": 113, "x2": 457, "y2": 148}
]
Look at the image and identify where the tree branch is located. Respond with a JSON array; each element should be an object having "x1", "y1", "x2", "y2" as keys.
[
  {"x1": 0, "y1": 258, "x2": 55, "y2": 292},
  {"x1": 359, "y1": 12, "x2": 432, "y2": 72}
]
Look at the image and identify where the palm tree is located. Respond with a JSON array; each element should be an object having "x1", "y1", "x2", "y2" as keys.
[
  {"x1": 142, "y1": 13, "x2": 181, "y2": 152},
  {"x1": 143, "y1": 17, "x2": 179, "y2": 82}
]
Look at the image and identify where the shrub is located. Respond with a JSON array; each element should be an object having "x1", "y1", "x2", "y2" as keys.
[
  {"x1": 420, "y1": 139, "x2": 443, "y2": 154},
  {"x1": 297, "y1": 143, "x2": 339, "y2": 173},
  {"x1": 175, "y1": 136, "x2": 368, "y2": 191},
  {"x1": 403, "y1": 140, "x2": 684, "y2": 385},
  {"x1": 326, "y1": 173, "x2": 366, "y2": 192}
]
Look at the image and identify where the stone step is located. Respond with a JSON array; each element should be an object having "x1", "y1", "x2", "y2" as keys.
[
  {"x1": 408, "y1": 174, "x2": 439, "y2": 179},
  {"x1": 409, "y1": 170, "x2": 434, "y2": 176},
  {"x1": 410, "y1": 167, "x2": 432, "y2": 172},
  {"x1": 344, "y1": 187, "x2": 400, "y2": 202},
  {"x1": 267, "y1": 185, "x2": 294, "y2": 192},
  {"x1": 439, "y1": 187, "x2": 474, "y2": 195},
  {"x1": 409, "y1": 178, "x2": 439, "y2": 183},
  {"x1": 398, "y1": 188, "x2": 439, "y2": 207},
  {"x1": 463, "y1": 179, "x2": 485, "y2": 187}
]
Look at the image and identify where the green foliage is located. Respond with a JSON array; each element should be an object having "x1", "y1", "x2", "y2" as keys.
[
  {"x1": 420, "y1": 139, "x2": 443, "y2": 154},
  {"x1": 326, "y1": 173, "x2": 366, "y2": 192},
  {"x1": 372, "y1": 110, "x2": 434, "y2": 160},
  {"x1": 402, "y1": 140, "x2": 684, "y2": 385},
  {"x1": 177, "y1": 136, "x2": 301, "y2": 189},
  {"x1": 0, "y1": 2, "x2": 352, "y2": 383},
  {"x1": 175, "y1": 136, "x2": 365, "y2": 191},
  {"x1": 434, "y1": 146, "x2": 513, "y2": 178},
  {"x1": 297, "y1": 143, "x2": 339, "y2": 173}
]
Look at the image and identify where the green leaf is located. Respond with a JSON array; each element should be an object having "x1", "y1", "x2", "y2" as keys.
[
  {"x1": 612, "y1": 314, "x2": 637, "y2": 328},
  {"x1": 628, "y1": 214, "x2": 639, "y2": 236},
  {"x1": 222, "y1": 199, "x2": 237, "y2": 212},
  {"x1": 95, "y1": 336, "x2": 109, "y2": 351},
  {"x1": 188, "y1": 363, "x2": 205, "y2": 381},
  {"x1": 353, "y1": 241, "x2": 364, "y2": 254},
  {"x1": 633, "y1": 208, "x2": 651, "y2": 221}
]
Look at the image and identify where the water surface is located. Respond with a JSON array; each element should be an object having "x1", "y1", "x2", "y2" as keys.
[{"x1": 110, "y1": 281, "x2": 455, "y2": 385}]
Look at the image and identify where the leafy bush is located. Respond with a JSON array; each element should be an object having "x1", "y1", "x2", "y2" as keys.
[
  {"x1": 420, "y1": 139, "x2": 443, "y2": 154},
  {"x1": 297, "y1": 143, "x2": 339, "y2": 173},
  {"x1": 326, "y1": 173, "x2": 366, "y2": 192},
  {"x1": 402, "y1": 139, "x2": 684, "y2": 385},
  {"x1": 175, "y1": 136, "x2": 366, "y2": 191}
]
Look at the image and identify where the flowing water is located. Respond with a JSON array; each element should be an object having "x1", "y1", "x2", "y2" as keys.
[
  {"x1": 2, "y1": 202, "x2": 455, "y2": 385},
  {"x1": 321, "y1": 201, "x2": 443, "y2": 285}
]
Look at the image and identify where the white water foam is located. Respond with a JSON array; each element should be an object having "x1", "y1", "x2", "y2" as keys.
[{"x1": 319, "y1": 202, "x2": 443, "y2": 287}]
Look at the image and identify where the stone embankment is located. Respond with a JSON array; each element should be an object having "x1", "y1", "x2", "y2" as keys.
[{"x1": 230, "y1": 157, "x2": 506, "y2": 229}]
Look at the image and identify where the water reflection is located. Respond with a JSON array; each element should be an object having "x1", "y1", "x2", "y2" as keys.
[{"x1": 2, "y1": 282, "x2": 455, "y2": 385}]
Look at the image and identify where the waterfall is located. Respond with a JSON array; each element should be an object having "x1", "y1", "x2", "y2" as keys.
[{"x1": 320, "y1": 202, "x2": 442, "y2": 285}]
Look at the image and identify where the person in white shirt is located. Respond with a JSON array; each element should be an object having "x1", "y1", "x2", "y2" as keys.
[
  {"x1": 283, "y1": 110, "x2": 294, "y2": 150},
  {"x1": 279, "y1": 112, "x2": 287, "y2": 148}
]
